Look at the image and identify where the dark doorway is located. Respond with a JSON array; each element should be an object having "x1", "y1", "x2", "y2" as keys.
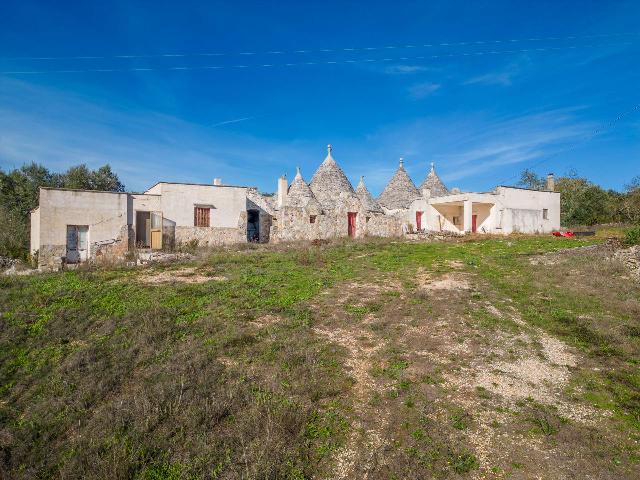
[
  {"x1": 247, "y1": 210, "x2": 260, "y2": 242},
  {"x1": 136, "y1": 211, "x2": 151, "y2": 247}
]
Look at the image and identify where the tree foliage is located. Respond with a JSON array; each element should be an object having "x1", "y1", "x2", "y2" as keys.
[
  {"x1": 517, "y1": 168, "x2": 640, "y2": 227},
  {"x1": 517, "y1": 169, "x2": 547, "y2": 191},
  {"x1": 0, "y1": 163, "x2": 124, "y2": 259}
]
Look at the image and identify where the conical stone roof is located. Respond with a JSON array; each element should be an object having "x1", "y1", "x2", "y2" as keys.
[
  {"x1": 419, "y1": 162, "x2": 449, "y2": 197},
  {"x1": 355, "y1": 176, "x2": 383, "y2": 213},
  {"x1": 377, "y1": 158, "x2": 421, "y2": 210},
  {"x1": 309, "y1": 145, "x2": 357, "y2": 210},
  {"x1": 286, "y1": 167, "x2": 323, "y2": 214}
]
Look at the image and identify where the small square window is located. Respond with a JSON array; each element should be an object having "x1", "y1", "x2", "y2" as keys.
[
  {"x1": 365, "y1": 216, "x2": 371, "y2": 223},
  {"x1": 542, "y1": 208, "x2": 549, "y2": 220},
  {"x1": 309, "y1": 215, "x2": 316, "y2": 224}
]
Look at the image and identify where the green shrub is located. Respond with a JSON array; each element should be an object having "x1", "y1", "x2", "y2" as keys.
[{"x1": 624, "y1": 225, "x2": 640, "y2": 245}]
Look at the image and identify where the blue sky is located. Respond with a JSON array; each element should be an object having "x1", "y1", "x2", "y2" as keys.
[{"x1": 1, "y1": 0, "x2": 639, "y2": 194}]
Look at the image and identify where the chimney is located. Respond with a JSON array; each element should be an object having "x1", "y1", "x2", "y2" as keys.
[
  {"x1": 213, "y1": 178, "x2": 222, "y2": 186},
  {"x1": 546, "y1": 173, "x2": 555, "y2": 191},
  {"x1": 277, "y1": 175, "x2": 288, "y2": 208}
]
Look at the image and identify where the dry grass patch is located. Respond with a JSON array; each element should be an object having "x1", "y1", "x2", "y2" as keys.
[{"x1": 137, "y1": 266, "x2": 227, "y2": 284}]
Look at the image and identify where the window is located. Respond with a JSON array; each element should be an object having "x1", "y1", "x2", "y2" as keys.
[
  {"x1": 194, "y1": 207, "x2": 210, "y2": 227},
  {"x1": 452, "y1": 216, "x2": 460, "y2": 226},
  {"x1": 365, "y1": 216, "x2": 371, "y2": 223},
  {"x1": 309, "y1": 215, "x2": 316, "y2": 224},
  {"x1": 542, "y1": 208, "x2": 549, "y2": 220}
]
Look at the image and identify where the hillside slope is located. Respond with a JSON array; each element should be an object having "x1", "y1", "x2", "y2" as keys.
[{"x1": 1, "y1": 237, "x2": 638, "y2": 479}]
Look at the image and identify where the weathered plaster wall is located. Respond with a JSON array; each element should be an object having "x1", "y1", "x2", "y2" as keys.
[
  {"x1": 148, "y1": 183, "x2": 249, "y2": 228},
  {"x1": 421, "y1": 187, "x2": 560, "y2": 234},
  {"x1": 37, "y1": 188, "x2": 130, "y2": 269},
  {"x1": 497, "y1": 187, "x2": 560, "y2": 233},
  {"x1": 424, "y1": 203, "x2": 463, "y2": 233},
  {"x1": 30, "y1": 207, "x2": 40, "y2": 256}
]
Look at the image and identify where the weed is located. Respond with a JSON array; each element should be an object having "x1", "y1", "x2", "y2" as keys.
[{"x1": 448, "y1": 450, "x2": 479, "y2": 474}]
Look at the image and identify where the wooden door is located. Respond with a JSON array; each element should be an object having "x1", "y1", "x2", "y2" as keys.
[
  {"x1": 347, "y1": 212, "x2": 357, "y2": 238},
  {"x1": 415, "y1": 211, "x2": 423, "y2": 231},
  {"x1": 150, "y1": 212, "x2": 163, "y2": 249},
  {"x1": 472, "y1": 214, "x2": 477, "y2": 233}
]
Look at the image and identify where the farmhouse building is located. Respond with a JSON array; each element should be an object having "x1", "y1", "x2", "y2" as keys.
[{"x1": 30, "y1": 144, "x2": 560, "y2": 270}]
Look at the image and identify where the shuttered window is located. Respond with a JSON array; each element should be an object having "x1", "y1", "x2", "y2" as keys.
[{"x1": 194, "y1": 207, "x2": 210, "y2": 227}]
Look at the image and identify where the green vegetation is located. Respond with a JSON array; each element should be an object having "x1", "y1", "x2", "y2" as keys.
[
  {"x1": 1, "y1": 235, "x2": 639, "y2": 478},
  {"x1": 518, "y1": 169, "x2": 640, "y2": 226},
  {"x1": 625, "y1": 225, "x2": 640, "y2": 246},
  {"x1": 0, "y1": 162, "x2": 124, "y2": 259}
]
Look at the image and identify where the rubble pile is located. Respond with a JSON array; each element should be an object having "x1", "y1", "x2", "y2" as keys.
[
  {"x1": 612, "y1": 245, "x2": 640, "y2": 280},
  {"x1": 405, "y1": 230, "x2": 462, "y2": 242}
]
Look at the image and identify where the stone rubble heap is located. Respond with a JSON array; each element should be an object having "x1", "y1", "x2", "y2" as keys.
[{"x1": 612, "y1": 244, "x2": 640, "y2": 280}]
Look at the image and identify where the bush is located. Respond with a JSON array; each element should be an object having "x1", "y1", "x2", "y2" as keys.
[{"x1": 624, "y1": 225, "x2": 640, "y2": 246}]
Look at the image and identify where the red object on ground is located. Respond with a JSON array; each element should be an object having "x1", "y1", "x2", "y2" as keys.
[{"x1": 552, "y1": 231, "x2": 575, "y2": 237}]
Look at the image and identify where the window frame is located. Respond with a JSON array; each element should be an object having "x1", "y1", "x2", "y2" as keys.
[
  {"x1": 542, "y1": 208, "x2": 549, "y2": 220},
  {"x1": 194, "y1": 206, "x2": 211, "y2": 227}
]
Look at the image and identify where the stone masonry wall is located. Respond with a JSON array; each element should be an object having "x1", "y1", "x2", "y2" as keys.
[
  {"x1": 174, "y1": 211, "x2": 247, "y2": 247},
  {"x1": 271, "y1": 205, "x2": 402, "y2": 242}
]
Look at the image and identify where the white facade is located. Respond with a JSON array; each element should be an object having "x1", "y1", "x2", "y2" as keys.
[
  {"x1": 29, "y1": 152, "x2": 562, "y2": 270},
  {"x1": 404, "y1": 186, "x2": 560, "y2": 234},
  {"x1": 30, "y1": 182, "x2": 273, "y2": 270}
]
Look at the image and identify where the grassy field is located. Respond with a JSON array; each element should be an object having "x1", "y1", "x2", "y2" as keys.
[{"x1": 1, "y1": 236, "x2": 639, "y2": 479}]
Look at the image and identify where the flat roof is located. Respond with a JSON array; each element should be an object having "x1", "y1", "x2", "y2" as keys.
[
  {"x1": 497, "y1": 185, "x2": 559, "y2": 193},
  {"x1": 145, "y1": 181, "x2": 254, "y2": 190},
  {"x1": 39, "y1": 186, "x2": 158, "y2": 195}
]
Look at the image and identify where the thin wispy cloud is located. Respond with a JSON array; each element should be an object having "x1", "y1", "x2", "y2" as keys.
[
  {"x1": 0, "y1": 78, "x2": 313, "y2": 192},
  {"x1": 464, "y1": 70, "x2": 515, "y2": 87},
  {"x1": 384, "y1": 65, "x2": 430, "y2": 75},
  {"x1": 210, "y1": 116, "x2": 259, "y2": 127},
  {"x1": 463, "y1": 57, "x2": 530, "y2": 87},
  {"x1": 408, "y1": 82, "x2": 441, "y2": 99},
  {"x1": 347, "y1": 106, "x2": 596, "y2": 191}
]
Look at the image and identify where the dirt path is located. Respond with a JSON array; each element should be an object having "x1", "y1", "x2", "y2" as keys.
[{"x1": 309, "y1": 265, "x2": 631, "y2": 479}]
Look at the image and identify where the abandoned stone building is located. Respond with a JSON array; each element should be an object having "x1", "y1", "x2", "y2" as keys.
[{"x1": 30, "y1": 144, "x2": 560, "y2": 269}]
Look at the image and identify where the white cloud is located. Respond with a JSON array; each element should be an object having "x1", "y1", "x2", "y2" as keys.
[
  {"x1": 384, "y1": 65, "x2": 429, "y2": 75},
  {"x1": 463, "y1": 57, "x2": 530, "y2": 87},
  {"x1": 464, "y1": 70, "x2": 515, "y2": 86},
  {"x1": 408, "y1": 82, "x2": 441, "y2": 99},
  {"x1": 0, "y1": 78, "x2": 315, "y2": 192}
]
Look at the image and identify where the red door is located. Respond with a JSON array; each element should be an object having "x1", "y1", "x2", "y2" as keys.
[
  {"x1": 415, "y1": 211, "x2": 423, "y2": 231},
  {"x1": 472, "y1": 214, "x2": 477, "y2": 233},
  {"x1": 347, "y1": 212, "x2": 357, "y2": 237}
]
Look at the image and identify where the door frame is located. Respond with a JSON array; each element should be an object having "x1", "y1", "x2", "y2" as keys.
[
  {"x1": 66, "y1": 224, "x2": 89, "y2": 263},
  {"x1": 247, "y1": 209, "x2": 260, "y2": 242}
]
